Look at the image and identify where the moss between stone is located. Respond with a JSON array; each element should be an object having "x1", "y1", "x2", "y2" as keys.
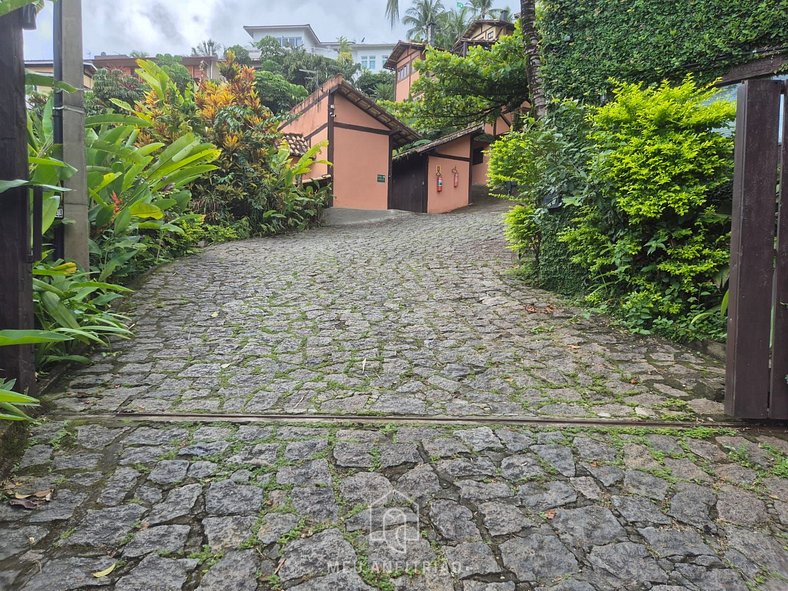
[{"x1": 0, "y1": 421, "x2": 28, "y2": 479}]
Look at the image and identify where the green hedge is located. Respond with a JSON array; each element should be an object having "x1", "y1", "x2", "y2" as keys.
[
  {"x1": 538, "y1": 209, "x2": 586, "y2": 296},
  {"x1": 541, "y1": 0, "x2": 788, "y2": 101}
]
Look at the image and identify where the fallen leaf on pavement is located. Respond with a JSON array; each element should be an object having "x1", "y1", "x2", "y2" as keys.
[
  {"x1": 9, "y1": 498, "x2": 42, "y2": 510},
  {"x1": 92, "y1": 563, "x2": 116, "y2": 578}
]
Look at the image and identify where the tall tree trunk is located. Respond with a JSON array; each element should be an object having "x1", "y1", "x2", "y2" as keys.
[{"x1": 520, "y1": 0, "x2": 547, "y2": 118}]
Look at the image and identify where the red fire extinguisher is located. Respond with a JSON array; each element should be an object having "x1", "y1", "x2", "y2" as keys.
[
  {"x1": 436, "y1": 166, "x2": 444, "y2": 193},
  {"x1": 452, "y1": 166, "x2": 460, "y2": 188}
]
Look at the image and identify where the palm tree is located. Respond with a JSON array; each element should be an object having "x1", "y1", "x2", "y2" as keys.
[
  {"x1": 191, "y1": 39, "x2": 221, "y2": 57},
  {"x1": 336, "y1": 36, "x2": 353, "y2": 65},
  {"x1": 468, "y1": 0, "x2": 494, "y2": 18},
  {"x1": 435, "y1": 8, "x2": 471, "y2": 50},
  {"x1": 386, "y1": 0, "x2": 401, "y2": 27},
  {"x1": 403, "y1": 0, "x2": 446, "y2": 43}
]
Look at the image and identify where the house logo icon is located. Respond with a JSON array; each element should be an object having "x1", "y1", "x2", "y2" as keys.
[{"x1": 367, "y1": 490, "x2": 420, "y2": 554}]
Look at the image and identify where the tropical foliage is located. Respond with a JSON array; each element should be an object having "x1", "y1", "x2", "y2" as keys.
[
  {"x1": 255, "y1": 70, "x2": 309, "y2": 113},
  {"x1": 2, "y1": 51, "x2": 333, "y2": 419},
  {"x1": 385, "y1": 22, "x2": 527, "y2": 133},
  {"x1": 540, "y1": 0, "x2": 788, "y2": 101},
  {"x1": 489, "y1": 100, "x2": 589, "y2": 294},
  {"x1": 85, "y1": 68, "x2": 145, "y2": 115},
  {"x1": 494, "y1": 78, "x2": 736, "y2": 340},
  {"x1": 560, "y1": 79, "x2": 735, "y2": 340},
  {"x1": 403, "y1": 0, "x2": 445, "y2": 42}
]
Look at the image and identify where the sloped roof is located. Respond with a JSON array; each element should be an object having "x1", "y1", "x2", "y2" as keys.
[
  {"x1": 395, "y1": 124, "x2": 487, "y2": 161},
  {"x1": 244, "y1": 24, "x2": 322, "y2": 46},
  {"x1": 384, "y1": 41, "x2": 427, "y2": 70},
  {"x1": 452, "y1": 19, "x2": 515, "y2": 53},
  {"x1": 285, "y1": 75, "x2": 421, "y2": 148}
]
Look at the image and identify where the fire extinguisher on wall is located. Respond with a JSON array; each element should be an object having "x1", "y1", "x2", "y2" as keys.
[
  {"x1": 436, "y1": 166, "x2": 444, "y2": 193},
  {"x1": 452, "y1": 166, "x2": 460, "y2": 188}
]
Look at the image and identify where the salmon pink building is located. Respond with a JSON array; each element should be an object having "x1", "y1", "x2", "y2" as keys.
[
  {"x1": 279, "y1": 76, "x2": 420, "y2": 210},
  {"x1": 392, "y1": 125, "x2": 494, "y2": 214},
  {"x1": 384, "y1": 42, "x2": 426, "y2": 102}
]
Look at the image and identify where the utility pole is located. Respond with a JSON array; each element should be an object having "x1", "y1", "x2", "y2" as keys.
[
  {"x1": 0, "y1": 8, "x2": 36, "y2": 393},
  {"x1": 54, "y1": 0, "x2": 89, "y2": 270}
]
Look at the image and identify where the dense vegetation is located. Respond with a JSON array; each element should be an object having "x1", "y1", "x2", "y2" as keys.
[
  {"x1": 385, "y1": 22, "x2": 528, "y2": 134},
  {"x1": 2, "y1": 55, "x2": 331, "y2": 416},
  {"x1": 491, "y1": 79, "x2": 736, "y2": 341},
  {"x1": 540, "y1": 0, "x2": 788, "y2": 101}
]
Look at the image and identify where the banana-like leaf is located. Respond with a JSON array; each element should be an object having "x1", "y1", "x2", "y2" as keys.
[
  {"x1": 41, "y1": 291, "x2": 81, "y2": 330},
  {"x1": 41, "y1": 194, "x2": 60, "y2": 234},
  {"x1": 129, "y1": 202, "x2": 164, "y2": 220},
  {"x1": 0, "y1": 330, "x2": 72, "y2": 347},
  {"x1": 24, "y1": 70, "x2": 77, "y2": 93},
  {"x1": 0, "y1": 389, "x2": 39, "y2": 405},
  {"x1": 0, "y1": 179, "x2": 69, "y2": 194},
  {"x1": 85, "y1": 114, "x2": 152, "y2": 128},
  {"x1": 0, "y1": 402, "x2": 33, "y2": 421}
]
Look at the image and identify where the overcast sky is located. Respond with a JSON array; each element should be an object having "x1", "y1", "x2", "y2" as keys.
[{"x1": 22, "y1": 0, "x2": 506, "y2": 60}]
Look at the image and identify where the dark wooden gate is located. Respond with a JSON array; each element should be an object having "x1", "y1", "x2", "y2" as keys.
[
  {"x1": 726, "y1": 79, "x2": 788, "y2": 419},
  {"x1": 390, "y1": 155, "x2": 427, "y2": 213},
  {"x1": 0, "y1": 8, "x2": 36, "y2": 394}
]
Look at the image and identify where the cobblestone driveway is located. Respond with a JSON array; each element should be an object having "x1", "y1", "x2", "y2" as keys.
[
  {"x1": 1, "y1": 201, "x2": 786, "y2": 590},
  {"x1": 50, "y1": 200, "x2": 724, "y2": 421}
]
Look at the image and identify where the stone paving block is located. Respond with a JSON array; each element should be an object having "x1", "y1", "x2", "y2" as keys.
[
  {"x1": 429, "y1": 499, "x2": 481, "y2": 542},
  {"x1": 279, "y1": 528, "x2": 357, "y2": 583},
  {"x1": 500, "y1": 533, "x2": 579, "y2": 582},
  {"x1": 205, "y1": 480, "x2": 264, "y2": 516},
  {"x1": 115, "y1": 555, "x2": 198, "y2": 591},
  {"x1": 17, "y1": 557, "x2": 115, "y2": 591},
  {"x1": 196, "y1": 550, "x2": 264, "y2": 591},
  {"x1": 68, "y1": 504, "x2": 147, "y2": 547},
  {"x1": 147, "y1": 483, "x2": 201, "y2": 525},
  {"x1": 123, "y1": 524, "x2": 190, "y2": 558},
  {"x1": 204, "y1": 516, "x2": 257, "y2": 550},
  {"x1": 551, "y1": 506, "x2": 627, "y2": 549}
]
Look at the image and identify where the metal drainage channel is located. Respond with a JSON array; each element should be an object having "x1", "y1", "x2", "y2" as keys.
[{"x1": 53, "y1": 411, "x2": 788, "y2": 434}]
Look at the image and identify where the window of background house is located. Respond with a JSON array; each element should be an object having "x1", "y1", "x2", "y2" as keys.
[
  {"x1": 361, "y1": 55, "x2": 377, "y2": 70},
  {"x1": 279, "y1": 36, "x2": 303, "y2": 48}
]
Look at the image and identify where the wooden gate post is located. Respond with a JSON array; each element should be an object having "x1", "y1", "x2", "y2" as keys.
[
  {"x1": 770, "y1": 82, "x2": 788, "y2": 418},
  {"x1": 0, "y1": 9, "x2": 36, "y2": 393},
  {"x1": 725, "y1": 80, "x2": 782, "y2": 418}
]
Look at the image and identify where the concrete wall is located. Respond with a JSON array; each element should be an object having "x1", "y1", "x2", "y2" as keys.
[
  {"x1": 426, "y1": 136, "x2": 471, "y2": 214},
  {"x1": 334, "y1": 94, "x2": 388, "y2": 130},
  {"x1": 279, "y1": 93, "x2": 331, "y2": 179},
  {"x1": 472, "y1": 158, "x2": 489, "y2": 187},
  {"x1": 281, "y1": 90, "x2": 393, "y2": 208},
  {"x1": 394, "y1": 47, "x2": 424, "y2": 102},
  {"x1": 333, "y1": 127, "x2": 390, "y2": 209}
]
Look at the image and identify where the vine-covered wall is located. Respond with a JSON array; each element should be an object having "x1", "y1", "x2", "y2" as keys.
[{"x1": 540, "y1": 0, "x2": 788, "y2": 101}]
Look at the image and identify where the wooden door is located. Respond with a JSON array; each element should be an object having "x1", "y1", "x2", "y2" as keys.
[{"x1": 390, "y1": 155, "x2": 426, "y2": 213}]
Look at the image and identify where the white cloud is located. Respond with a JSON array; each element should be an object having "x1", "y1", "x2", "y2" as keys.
[
  {"x1": 23, "y1": 0, "x2": 414, "y2": 59},
  {"x1": 23, "y1": 0, "x2": 511, "y2": 60}
]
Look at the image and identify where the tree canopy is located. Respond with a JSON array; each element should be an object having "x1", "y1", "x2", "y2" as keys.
[
  {"x1": 385, "y1": 22, "x2": 528, "y2": 133},
  {"x1": 254, "y1": 70, "x2": 309, "y2": 113}
]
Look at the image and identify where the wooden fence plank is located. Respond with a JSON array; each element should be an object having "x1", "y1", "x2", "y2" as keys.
[
  {"x1": 770, "y1": 83, "x2": 788, "y2": 419},
  {"x1": 726, "y1": 80, "x2": 782, "y2": 419}
]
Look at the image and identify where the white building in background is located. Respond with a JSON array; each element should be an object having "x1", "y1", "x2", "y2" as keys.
[{"x1": 243, "y1": 24, "x2": 395, "y2": 73}]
